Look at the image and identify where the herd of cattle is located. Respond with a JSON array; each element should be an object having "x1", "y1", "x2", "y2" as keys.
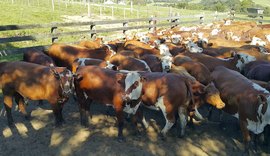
[{"x1": 1, "y1": 19, "x2": 270, "y2": 154}]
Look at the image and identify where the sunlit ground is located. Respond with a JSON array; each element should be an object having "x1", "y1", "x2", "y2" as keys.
[{"x1": 0, "y1": 96, "x2": 269, "y2": 156}]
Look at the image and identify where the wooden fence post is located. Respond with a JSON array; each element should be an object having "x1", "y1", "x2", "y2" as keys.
[
  {"x1": 123, "y1": 22, "x2": 128, "y2": 36},
  {"x1": 51, "y1": 25, "x2": 58, "y2": 43},
  {"x1": 51, "y1": 0, "x2": 55, "y2": 11},
  {"x1": 149, "y1": 15, "x2": 156, "y2": 33},
  {"x1": 90, "y1": 24, "x2": 96, "y2": 39},
  {"x1": 171, "y1": 14, "x2": 180, "y2": 29},
  {"x1": 199, "y1": 15, "x2": 204, "y2": 24},
  {"x1": 259, "y1": 15, "x2": 263, "y2": 25}
]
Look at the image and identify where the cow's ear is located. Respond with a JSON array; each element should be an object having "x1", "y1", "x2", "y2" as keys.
[
  {"x1": 112, "y1": 65, "x2": 118, "y2": 71},
  {"x1": 207, "y1": 43, "x2": 213, "y2": 47},
  {"x1": 257, "y1": 94, "x2": 268, "y2": 114},
  {"x1": 231, "y1": 51, "x2": 236, "y2": 57},
  {"x1": 116, "y1": 73, "x2": 126, "y2": 84}
]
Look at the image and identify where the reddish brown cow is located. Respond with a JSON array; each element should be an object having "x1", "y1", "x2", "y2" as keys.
[
  {"x1": 0, "y1": 61, "x2": 73, "y2": 127},
  {"x1": 78, "y1": 37, "x2": 103, "y2": 49},
  {"x1": 137, "y1": 72, "x2": 194, "y2": 138},
  {"x1": 140, "y1": 54, "x2": 163, "y2": 72},
  {"x1": 212, "y1": 66, "x2": 270, "y2": 153},
  {"x1": 173, "y1": 60, "x2": 212, "y2": 86},
  {"x1": 46, "y1": 43, "x2": 115, "y2": 70},
  {"x1": 181, "y1": 52, "x2": 256, "y2": 72},
  {"x1": 123, "y1": 39, "x2": 164, "y2": 57},
  {"x1": 23, "y1": 50, "x2": 55, "y2": 66},
  {"x1": 74, "y1": 66, "x2": 144, "y2": 141},
  {"x1": 71, "y1": 58, "x2": 117, "y2": 73},
  {"x1": 109, "y1": 55, "x2": 151, "y2": 72}
]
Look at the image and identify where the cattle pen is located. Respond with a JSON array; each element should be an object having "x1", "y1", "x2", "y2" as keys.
[{"x1": 1, "y1": 8, "x2": 270, "y2": 156}]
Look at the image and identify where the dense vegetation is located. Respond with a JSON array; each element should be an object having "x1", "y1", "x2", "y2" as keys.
[{"x1": 173, "y1": 0, "x2": 270, "y2": 16}]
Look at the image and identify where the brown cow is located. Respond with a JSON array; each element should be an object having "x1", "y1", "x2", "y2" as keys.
[
  {"x1": 181, "y1": 52, "x2": 256, "y2": 72},
  {"x1": 136, "y1": 72, "x2": 194, "y2": 138},
  {"x1": 74, "y1": 66, "x2": 144, "y2": 141},
  {"x1": 173, "y1": 60, "x2": 212, "y2": 86},
  {"x1": 78, "y1": 37, "x2": 103, "y2": 49},
  {"x1": 212, "y1": 66, "x2": 270, "y2": 153},
  {"x1": 23, "y1": 50, "x2": 55, "y2": 67},
  {"x1": 23, "y1": 50, "x2": 56, "y2": 105},
  {"x1": 71, "y1": 58, "x2": 117, "y2": 73},
  {"x1": 46, "y1": 44, "x2": 115, "y2": 70},
  {"x1": 0, "y1": 61, "x2": 73, "y2": 127},
  {"x1": 109, "y1": 55, "x2": 151, "y2": 72}
]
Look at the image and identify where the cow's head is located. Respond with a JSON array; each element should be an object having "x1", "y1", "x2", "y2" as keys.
[
  {"x1": 185, "y1": 41, "x2": 203, "y2": 53},
  {"x1": 250, "y1": 36, "x2": 266, "y2": 47},
  {"x1": 235, "y1": 53, "x2": 256, "y2": 71},
  {"x1": 171, "y1": 34, "x2": 182, "y2": 44},
  {"x1": 211, "y1": 28, "x2": 220, "y2": 36},
  {"x1": 117, "y1": 72, "x2": 144, "y2": 102},
  {"x1": 161, "y1": 55, "x2": 173, "y2": 72},
  {"x1": 257, "y1": 94, "x2": 270, "y2": 125},
  {"x1": 192, "y1": 81, "x2": 225, "y2": 109},
  {"x1": 139, "y1": 35, "x2": 150, "y2": 44},
  {"x1": 265, "y1": 35, "x2": 270, "y2": 43},
  {"x1": 105, "y1": 61, "x2": 118, "y2": 71},
  {"x1": 203, "y1": 82, "x2": 225, "y2": 109},
  {"x1": 52, "y1": 67, "x2": 74, "y2": 101},
  {"x1": 159, "y1": 44, "x2": 171, "y2": 56},
  {"x1": 117, "y1": 72, "x2": 144, "y2": 114}
]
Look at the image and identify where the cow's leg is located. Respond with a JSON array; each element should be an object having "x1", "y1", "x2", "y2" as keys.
[
  {"x1": 14, "y1": 93, "x2": 29, "y2": 120},
  {"x1": 114, "y1": 104, "x2": 125, "y2": 142},
  {"x1": 240, "y1": 120, "x2": 254, "y2": 154},
  {"x1": 58, "y1": 102, "x2": 65, "y2": 123},
  {"x1": 178, "y1": 106, "x2": 188, "y2": 138},
  {"x1": 51, "y1": 103, "x2": 63, "y2": 127},
  {"x1": 3, "y1": 95, "x2": 14, "y2": 127}
]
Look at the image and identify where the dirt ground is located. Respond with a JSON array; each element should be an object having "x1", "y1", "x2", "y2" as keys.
[{"x1": 0, "y1": 96, "x2": 269, "y2": 156}]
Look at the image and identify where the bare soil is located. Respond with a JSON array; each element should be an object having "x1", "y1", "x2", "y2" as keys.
[{"x1": 0, "y1": 96, "x2": 269, "y2": 156}]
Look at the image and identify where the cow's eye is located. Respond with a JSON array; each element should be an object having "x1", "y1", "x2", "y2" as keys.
[{"x1": 134, "y1": 81, "x2": 139, "y2": 87}]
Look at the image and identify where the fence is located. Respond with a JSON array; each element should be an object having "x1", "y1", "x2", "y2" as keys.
[{"x1": 0, "y1": 13, "x2": 228, "y2": 56}]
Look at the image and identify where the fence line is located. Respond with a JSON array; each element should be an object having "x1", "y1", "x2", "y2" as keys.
[{"x1": 2, "y1": 12, "x2": 267, "y2": 56}]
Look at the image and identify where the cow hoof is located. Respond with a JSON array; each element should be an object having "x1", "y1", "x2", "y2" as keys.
[
  {"x1": 187, "y1": 122, "x2": 195, "y2": 130},
  {"x1": 159, "y1": 133, "x2": 166, "y2": 141},
  {"x1": 8, "y1": 122, "x2": 15, "y2": 128},
  {"x1": 24, "y1": 115, "x2": 31, "y2": 120},
  {"x1": 117, "y1": 136, "x2": 126, "y2": 143},
  {"x1": 55, "y1": 122, "x2": 64, "y2": 128}
]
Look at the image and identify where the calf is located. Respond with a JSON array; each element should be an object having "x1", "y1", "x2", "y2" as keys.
[
  {"x1": 212, "y1": 66, "x2": 270, "y2": 153},
  {"x1": 0, "y1": 61, "x2": 73, "y2": 127},
  {"x1": 23, "y1": 50, "x2": 55, "y2": 67},
  {"x1": 74, "y1": 66, "x2": 144, "y2": 141}
]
